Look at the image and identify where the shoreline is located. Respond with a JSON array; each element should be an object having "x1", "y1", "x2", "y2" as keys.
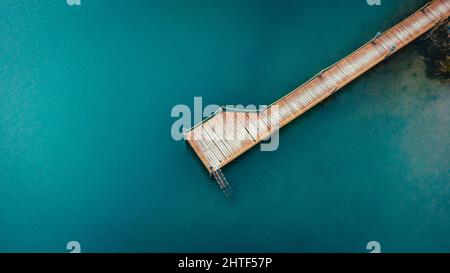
[{"x1": 417, "y1": 18, "x2": 449, "y2": 83}]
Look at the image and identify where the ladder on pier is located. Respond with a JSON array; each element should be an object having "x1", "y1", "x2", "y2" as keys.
[{"x1": 211, "y1": 168, "x2": 233, "y2": 198}]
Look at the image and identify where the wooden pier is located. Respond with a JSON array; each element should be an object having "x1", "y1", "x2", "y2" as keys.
[{"x1": 184, "y1": 0, "x2": 450, "y2": 190}]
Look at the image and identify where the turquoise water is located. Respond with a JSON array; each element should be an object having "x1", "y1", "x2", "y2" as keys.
[{"x1": 1, "y1": 0, "x2": 449, "y2": 252}]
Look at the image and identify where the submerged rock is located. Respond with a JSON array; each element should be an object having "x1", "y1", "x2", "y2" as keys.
[{"x1": 419, "y1": 19, "x2": 449, "y2": 83}]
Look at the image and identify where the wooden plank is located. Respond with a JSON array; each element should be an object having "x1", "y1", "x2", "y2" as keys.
[
  {"x1": 372, "y1": 40, "x2": 389, "y2": 55},
  {"x1": 231, "y1": 112, "x2": 250, "y2": 143},
  {"x1": 235, "y1": 112, "x2": 257, "y2": 142},
  {"x1": 188, "y1": 138, "x2": 215, "y2": 169},
  {"x1": 247, "y1": 112, "x2": 265, "y2": 140},
  {"x1": 323, "y1": 70, "x2": 341, "y2": 88},
  {"x1": 389, "y1": 27, "x2": 407, "y2": 47},
  {"x1": 281, "y1": 100, "x2": 297, "y2": 116},
  {"x1": 277, "y1": 101, "x2": 290, "y2": 120},
  {"x1": 203, "y1": 122, "x2": 232, "y2": 160},
  {"x1": 195, "y1": 137, "x2": 221, "y2": 169},
  {"x1": 221, "y1": 112, "x2": 238, "y2": 142},
  {"x1": 424, "y1": 4, "x2": 443, "y2": 20},
  {"x1": 200, "y1": 127, "x2": 227, "y2": 165},
  {"x1": 213, "y1": 116, "x2": 240, "y2": 156}
]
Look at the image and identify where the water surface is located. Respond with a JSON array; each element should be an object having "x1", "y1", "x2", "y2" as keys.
[{"x1": 0, "y1": 0, "x2": 448, "y2": 252}]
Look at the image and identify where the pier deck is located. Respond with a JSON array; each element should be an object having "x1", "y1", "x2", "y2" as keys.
[{"x1": 184, "y1": 0, "x2": 450, "y2": 178}]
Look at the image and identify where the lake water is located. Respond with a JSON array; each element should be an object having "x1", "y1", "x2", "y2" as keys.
[{"x1": 0, "y1": 0, "x2": 448, "y2": 252}]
